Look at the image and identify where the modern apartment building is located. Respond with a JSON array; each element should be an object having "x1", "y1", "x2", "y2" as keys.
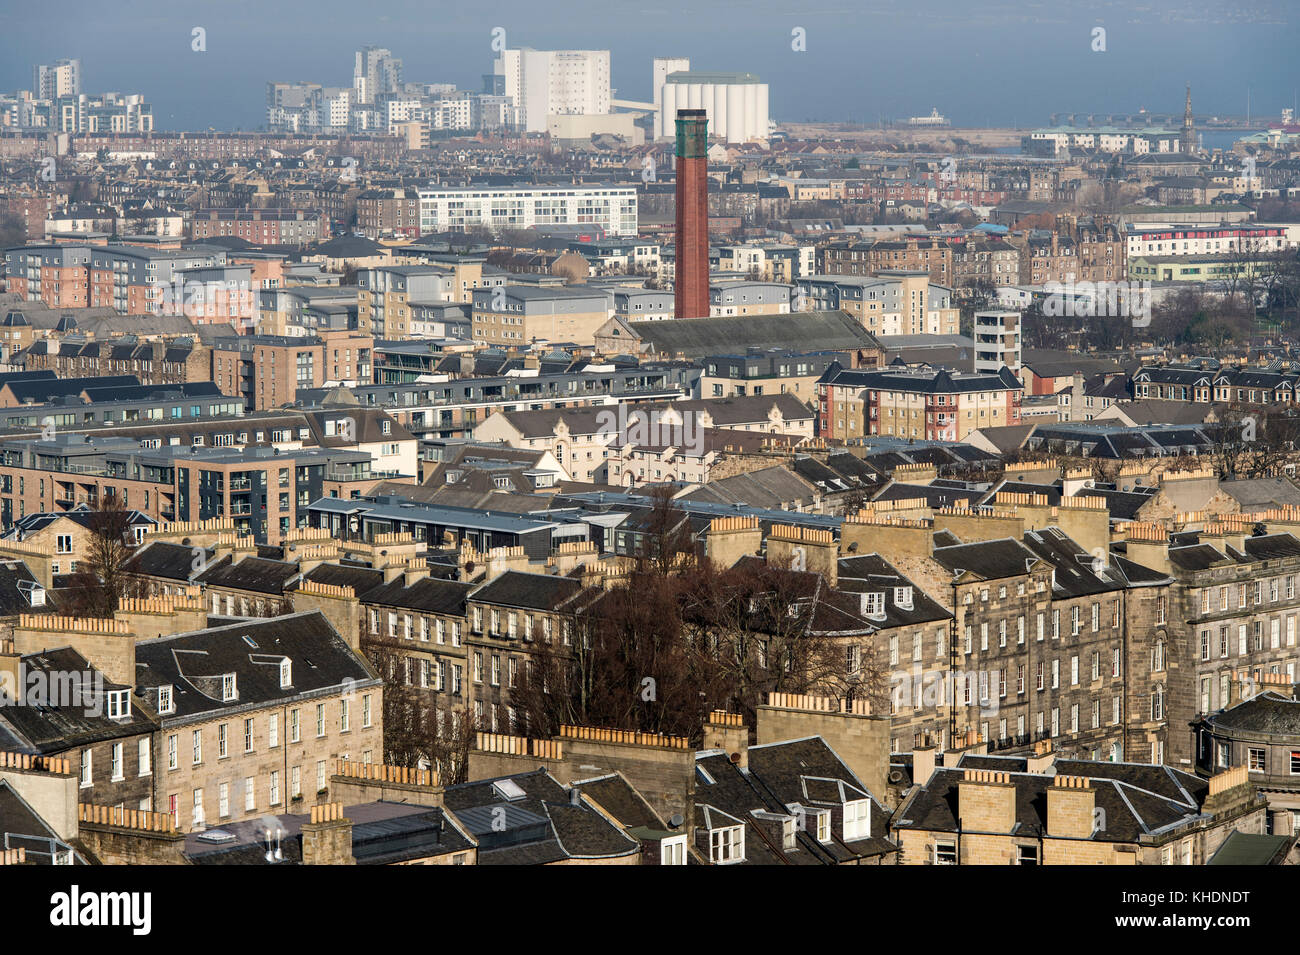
[
  {"x1": 797, "y1": 272, "x2": 960, "y2": 337},
  {"x1": 972, "y1": 311, "x2": 1022, "y2": 376},
  {"x1": 211, "y1": 331, "x2": 373, "y2": 411},
  {"x1": 469, "y1": 285, "x2": 612, "y2": 348},
  {"x1": 357, "y1": 266, "x2": 455, "y2": 337},
  {"x1": 418, "y1": 186, "x2": 637, "y2": 237},
  {"x1": 189, "y1": 210, "x2": 329, "y2": 247},
  {"x1": 817, "y1": 364, "x2": 1023, "y2": 441},
  {"x1": 33, "y1": 59, "x2": 81, "y2": 99}
]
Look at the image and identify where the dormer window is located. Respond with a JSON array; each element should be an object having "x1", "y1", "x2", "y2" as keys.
[
  {"x1": 279, "y1": 659, "x2": 292, "y2": 689},
  {"x1": 18, "y1": 580, "x2": 44, "y2": 607},
  {"x1": 157, "y1": 685, "x2": 174, "y2": 715},
  {"x1": 894, "y1": 586, "x2": 913, "y2": 610},
  {"x1": 810, "y1": 808, "x2": 831, "y2": 842},
  {"x1": 843, "y1": 798, "x2": 870, "y2": 841},
  {"x1": 709, "y1": 825, "x2": 744, "y2": 864},
  {"x1": 863, "y1": 592, "x2": 885, "y2": 618},
  {"x1": 782, "y1": 816, "x2": 797, "y2": 851},
  {"x1": 660, "y1": 835, "x2": 687, "y2": 865},
  {"x1": 221, "y1": 673, "x2": 237, "y2": 702},
  {"x1": 106, "y1": 689, "x2": 130, "y2": 720}
]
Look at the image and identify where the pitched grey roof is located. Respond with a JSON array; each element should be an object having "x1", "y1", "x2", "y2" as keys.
[{"x1": 623, "y1": 311, "x2": 881, "y2": 359}]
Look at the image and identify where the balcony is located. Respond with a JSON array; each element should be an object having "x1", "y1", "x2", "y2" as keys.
[{"x1": 326, "y1": 467, "x2": 401, "y2": 483}]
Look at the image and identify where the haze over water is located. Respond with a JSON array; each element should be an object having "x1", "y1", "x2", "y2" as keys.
[{"x1": 0, "y1": 0, "x2": 1294, "y2": 131}]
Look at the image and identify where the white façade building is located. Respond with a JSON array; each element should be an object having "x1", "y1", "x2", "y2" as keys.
[
  {"x1": 494, "y1": 48, "x2": 611, "y2": 133},
  {"x1": 418, "y1": 186, "x2": 637, "y2": 236}
]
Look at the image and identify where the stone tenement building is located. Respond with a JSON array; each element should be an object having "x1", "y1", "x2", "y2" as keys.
[
  {"x1": 832, "y1": 494, "x2": 1176, "y2": 763},
  {"x1": 1123, "y1": 515, "x2": 1300, "y2": 765},
  {"x1": 820, "y1": 237, "x2": 954, "y2": 287},
  {"x1": 10, "y1": 608, "x2": 384, "y2": 830},
  {"x1": 1193, "y1": 684, "x2": 1300, "y2": 835}
]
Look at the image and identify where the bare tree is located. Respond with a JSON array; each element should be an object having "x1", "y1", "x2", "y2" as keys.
[
  {"x1": 66, "y1": 494, "x2": 135, "y2": 616},
  {"x1": 1207, "y1": 407, "x2": 1300, "y2": 480},
  {"x1": 361, "y1": 623, "x2": 475, "y2": 784},
  {"x1": 635, "y1": 485, "x2": 698, "y2": 577}
]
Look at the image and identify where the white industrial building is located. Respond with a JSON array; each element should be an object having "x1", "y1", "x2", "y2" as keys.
[
  {"x1": 418, "y1": 186, "x2": 637, "y2": 236},
  {"x1": 652, "y1": 56, "x2": 690, "y2": 109},
  {"x1": 495, "y1": 48, "x2": 611, "y2": 133},
  {"x1": 655, "y1": 71, "x2": 769, "y2": 144}
]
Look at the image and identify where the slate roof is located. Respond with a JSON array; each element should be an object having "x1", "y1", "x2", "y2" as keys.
[
  {"x1": 0, "y1": 647, "x2": 156, "y2": 754},
  {"x1": 185, "y1": 801, "x2": 476, "y2": 865},
  {"x1": 1079, "y1": 486, "x2": 1153, "y2": 521},
  {"x1": 820, "y1": 364, "x2": 1022, "y2": 395},
  {"x1": 622, "y1": 310, "x2": 881, "y2": 359},
  {"x1": 354, "y1": 575, "x2": 475, "y2": 615},
  {"x1": 1199, "y1": 691, "x2": 1300, "y2": 736},
  {"x1": 1207, "y1": 830, "x2": 1295, "y2": 865},
  {"x1": 440, "y1": 769, "x2": 638, "y2": 864},
  {"x1": 7, "y1": 507, "x2": 155, "y2": 540},
  {"x1": 835, "y1": 554, "x2": 951, "y2": 629},
  {"x1": 1219, "y1": 476, "x2": 1300, "y2": 510},
  {"x1": 572, "y1": 772, "x2": 669, "y2": 831},
  {"x1": 122, "y1": 541, "x2": 209, "y2": 582},
  {"x1": 196, "y1": 555, "x2": 299, "y2": 596},
  {"x1": 1021, "y1": 527, "x2": 1127, "y2": 598},
  {"x1": 678, "y1": 465, "x2": 818, "y2": 510},
  {"x1": 932, "y1": 538, "x2": 1040, "y2": 581},
  {"x1": 872, "y1": 481, "x2": 984, "y2": 508},
  {"x1": 132, "y1": 611, "x2": 380, "y2": 722},
  {"x1": 894, "y1": 756, "x2": 1210, "y2": 844},
  {"x1": 0, "y1": 560, "x2": 57, "y2": 616},
  {"x1": 468, "y1": 571, "x2": 585, "y2": 612},
  {"x1": 694, "y1": 737, "x2": 896, "y2": 864},
  {"x1": 1165, "y1": 532, "x2": 1300, "y2": 573},
  {"x1": 2, "y1": 374, "x2": 138, "y2": 403},
  {"x1": 0, "y1": 780, "x2": 87, "y2": 864}
]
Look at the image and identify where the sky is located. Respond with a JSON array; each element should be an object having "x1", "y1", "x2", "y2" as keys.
[{"x1": 0, "y1": 0, "x2": 1295, "y2": 131}]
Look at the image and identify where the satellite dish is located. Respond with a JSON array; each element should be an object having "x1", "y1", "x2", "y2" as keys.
[{"x1": 668, "y1": 813, "x2": 684, "y2": 829}]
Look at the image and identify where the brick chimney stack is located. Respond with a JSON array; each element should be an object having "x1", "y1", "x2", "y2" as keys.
[{"x1": 674, "y1": 109, "x2": 709, "y2": 319}]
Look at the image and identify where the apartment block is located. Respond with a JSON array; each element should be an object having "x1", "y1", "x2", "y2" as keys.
[{"x1": 797, "y1": 272, "x2": 959, "y2": 337}]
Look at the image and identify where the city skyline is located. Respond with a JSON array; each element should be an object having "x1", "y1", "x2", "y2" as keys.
[{"x1": 0, "y1": 0, "x2": 1296, "y2": 132}]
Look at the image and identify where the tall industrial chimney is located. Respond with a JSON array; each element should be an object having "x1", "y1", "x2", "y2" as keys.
[{"x1": 674, "y1": 108, "x2": 709, "y2": 319}]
